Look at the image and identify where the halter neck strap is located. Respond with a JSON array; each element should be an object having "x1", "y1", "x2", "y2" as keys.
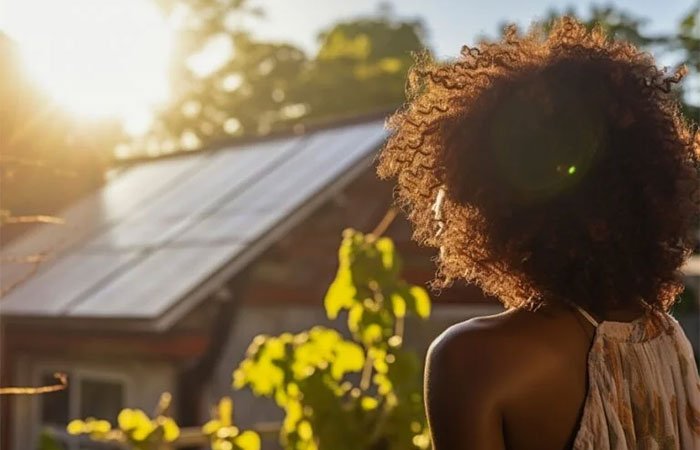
[{"x1": 573, "y1": 304, "x2": 600, "y2": 328}]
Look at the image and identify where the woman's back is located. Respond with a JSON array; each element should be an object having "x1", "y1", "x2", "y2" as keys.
[{"x1": 424, "y1": 306, "x2": 700, "y2": 450}]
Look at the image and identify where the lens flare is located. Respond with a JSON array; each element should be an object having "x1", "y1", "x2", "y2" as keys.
[{"x1": 2, "y1": 0, "x2": 171, "y2": 129}]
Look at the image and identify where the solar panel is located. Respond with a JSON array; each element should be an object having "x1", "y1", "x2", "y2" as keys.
[
  {"x1": 219, "y1": 122, "x2": 385, "y2": 214},
  {"x1": 174, "y1": 210, "x2": 280, "y2": 245},
  {"x1": 0, "y1": 251, "x2": 138, "y2": 316},
  {"x1": 0, "y1": 119, "x2": 388, "y2": 324},
  {"x1": 83, "y1": 136, "x2": 303, "y2": 250},
  {"x1": 68, "y1": 244, "x2": 242, "y2": 318},
  {"x1": 0, "y1": 154, "x2": 209, "y2": 287}
]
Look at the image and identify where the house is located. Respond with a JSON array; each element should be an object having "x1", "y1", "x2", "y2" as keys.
[{"x1": 0, "y1": 115, "x2": 500, "y2": 450}]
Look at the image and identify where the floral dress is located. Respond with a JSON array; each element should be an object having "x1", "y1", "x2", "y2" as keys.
[{"x1": 572, "y1": 306, "x2": 700, "y2": 450}]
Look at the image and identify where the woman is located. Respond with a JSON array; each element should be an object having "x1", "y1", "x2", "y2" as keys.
[{"x1": 377, "y1": 17, "x2": 700, "y2": 450}]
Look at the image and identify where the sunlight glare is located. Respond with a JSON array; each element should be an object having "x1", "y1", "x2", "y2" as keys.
[
  {"x1": 2, "y1": 0, "x2": 171, "y2": 128},
  {"x1": 186, "y1": 34, "x2": 234, "y2": 78}
]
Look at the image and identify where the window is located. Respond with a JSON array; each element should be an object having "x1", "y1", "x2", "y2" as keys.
[
  {"x1": 35, "y1": 369, "x2": 127, "y2": 450},
  {"x1": 79, "y1": 378, "x2": 123, "y2": 425},
  {"x1": 40, "y1": 373, "x2": 71, "y2": 426}
]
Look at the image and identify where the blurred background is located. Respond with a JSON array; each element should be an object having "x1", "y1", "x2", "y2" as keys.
[{"x1": 0, "y1": 1, "x2": 698, "y2": 449}]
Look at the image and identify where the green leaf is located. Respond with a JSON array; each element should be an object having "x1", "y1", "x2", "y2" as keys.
[
  {"x1": 371, "y1": 348, "x2": 389, "y2": 374},
  {"x1": 219, "y1": 397, "x2": 233, "y2": 426},
  {"x1": 216, "y1": 425, "x2": 239, "y2": 439},
  {"x1": 331, "y1": 341, "x2": 365, "y2": 379},
  {"x1": 161, "y1": 417, "x2": 180, "y2": 442},
  {"x1": 117, "y1": 408, "x2": 137, "y2": 431},
  {"x1": 361, "y1": 323, "x2": 383, "y2": 345},
  {"x1": 376, "y1": 237, "x2": 399, "y2": 274},
  {"x1": 234, "y1": 430, "x2": 261, "y2": 450},
  {"x1": 373, "y1": 373, "x2": 393, "y2": 395},
  {"x1": 66, "y1": 420, "x2": 84, "y2": 435},
  {"x1": 202, "y1": 419, "x2": 221, "y2": 436},
  {"x1": 250, "y1": 361, "x2": 284, "y2": 396},
  {"x1": 409, "y1": 286, "x2": 431, "y2": 319},
  {"x1": 262, "y1": 337, "x2": 286, "y2": 361},
  {"x1": 347, "y1": 303, "x2": 364, "y2": 333},
  {"x1": 391, "y1": 293, "x2": 406, "y2": 318},
  {"x1": 91, "y1": 420, "x2": 111, "y2": 435},
  {"x1": 283, "y1": 399, "x2": 303, "y2": 432},
  {"x1": 360, "y1": 396, "x2": 379, "y2": 410},
  {"x1": 130, "y1": 416, "x2": 155, "y2": 441},
  {"x1": 120, "y1": 409, "x2": 152, "y2": 438},
  {"x1": 232, "y1": 364, "x2": 249, "y2": 390},
  {"x1": 324, "y1": 272, "x2": 356, "y2": 319},
  {"x1": 311, "y1": 327, "x2": 341, "y2": 353},
  {"x1": 297, "y1": 420, "x2": 313, "y2": 440}
]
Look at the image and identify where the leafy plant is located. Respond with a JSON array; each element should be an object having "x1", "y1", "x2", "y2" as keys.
[
  {"x1": 64, "y1": 230, "x2": 429, "y2": 450},
  {"x1": 203, "y1": 397, "x2": 261, "y2": 450},
  {"x1": 67, "y1": 393, "x2": 180, "y2": 449},
  {"x1": 66, "y1": 392, "x2": 260, "y2": 450},
  {"x1": 234, "y1": 229, "x2": 431, "y2": 450}
]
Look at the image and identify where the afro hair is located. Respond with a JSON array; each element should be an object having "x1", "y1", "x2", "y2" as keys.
[{"x1": 377, "y1": 17, "x2": 700, "y2": 315}]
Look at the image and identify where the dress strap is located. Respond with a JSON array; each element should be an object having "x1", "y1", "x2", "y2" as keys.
[{"x1": 573, "y1": 304, "x2": 600, "y2": 328}]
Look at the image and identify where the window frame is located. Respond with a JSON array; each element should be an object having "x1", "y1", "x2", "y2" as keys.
[{"x1": 30, "y1": 362, "x2": 132, "y2": 450}]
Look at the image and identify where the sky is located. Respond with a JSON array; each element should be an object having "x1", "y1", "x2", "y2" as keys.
[
  {"x1": 246, "y1": 0, "x2": 697, "y2": 58},
  {"x1": 0, "y1": 0, "x2": 695, "y2": 123}
]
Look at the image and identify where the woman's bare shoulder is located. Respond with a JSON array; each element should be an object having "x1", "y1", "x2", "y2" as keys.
[
  {"x1": 428, "y1": 308, "x2": 552, "y2": 360},
  {"x1": 423, "y1": 308, "x2": 558, "y2": 449},
  {"x1": 426, "y1": 306, "x2": 585, "y2": 395},
  {"x1": 426, "y1": 309, "x2": 531, "y2": 396},
  {"x1": 425, "y1": 306, "x2": 591, "y2": 449}
]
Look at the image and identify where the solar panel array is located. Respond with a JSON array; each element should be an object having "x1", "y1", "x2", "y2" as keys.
[{"x1": 0, "y1": 119, "x2": 387, "y2": 321}]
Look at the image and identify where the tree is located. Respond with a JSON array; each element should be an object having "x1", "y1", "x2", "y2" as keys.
[
  {"x1": 1, "y1": 1, "x2": 428, "y2": 160},
  {"x1": 288, "y1": 9, "x2": 426, "y2": 123},
  {"x1": 124, "y1": 2, "x2": 428, "y2": 157},
  {"x1": 132, "y1": 0, "x2": 309, "y2": 155}
]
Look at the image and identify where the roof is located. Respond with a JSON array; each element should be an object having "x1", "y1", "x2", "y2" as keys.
[{"x1": 0, "y1": 118, "x2": 387, "y2": 331}]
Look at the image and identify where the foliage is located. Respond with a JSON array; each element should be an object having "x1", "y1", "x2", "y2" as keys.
[
  {"x1": 67, "y1": 393, "x2": 180, "y2": 449},
  {"x1": 234, "y1": 229, "x2": 431, "y2": 450},
  {"x1": 289, "y1": 10, "x2": 426, "y2": 124},
  {"x1": 63, "y1": 232, "x2": 427, "y2": 450},
  {"x1": 203, "y1": 397, "x2": 261, "y2": 450},
  {"x1": 66, "y1": 393, "x2": 260, "y2": 450},
  {"x1": 121, "y1": 2, "x2": 698, "y2": 157},
  {"x1": 1, "y1": 0, "x2": 428, "y2": 204},
  {"x1": 124, "y1": 2, "x2": 427, "y2": 157},
  {"x1": 137, "y1": 0, "x2": 307, "y2": 153}
]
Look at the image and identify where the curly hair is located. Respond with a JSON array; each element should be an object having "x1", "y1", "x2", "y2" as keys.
[{"x1": 377, "y1": 17, "x2": 699, "y2": 315}]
